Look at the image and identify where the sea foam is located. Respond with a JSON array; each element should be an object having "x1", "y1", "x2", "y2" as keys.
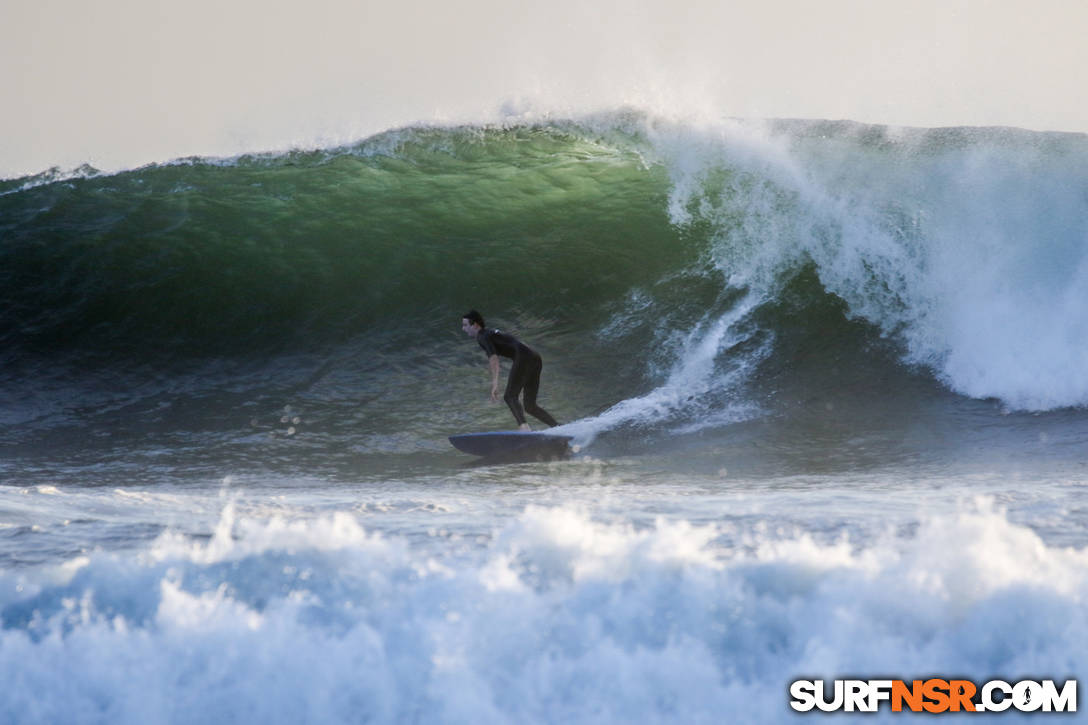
[
  {"x1": 650, "y1": 119, "x2": 1088, "y2": 411},
  {"x1": 1, "y1": 500, "x2": 1084, "y2": 723}
]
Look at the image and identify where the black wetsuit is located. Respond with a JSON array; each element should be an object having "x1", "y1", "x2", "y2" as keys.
[{"x1": 476, "y1": 328, "x2": 559, "y2": 427}]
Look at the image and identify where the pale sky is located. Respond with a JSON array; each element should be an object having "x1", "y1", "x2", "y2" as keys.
[{"x1": 3, "y1": 0, "x2": 1086, "y2": 177}]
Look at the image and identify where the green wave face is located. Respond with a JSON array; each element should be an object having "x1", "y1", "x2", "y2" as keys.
[
  {"x1": 1, "y1": 123, "x2": 697, "y2": 357},
  {"x1": 5, "y1": 114, "x2": 1088, "y2": 415}
]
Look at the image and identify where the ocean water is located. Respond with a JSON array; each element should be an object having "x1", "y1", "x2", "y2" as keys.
[{"x1": 2, "y1": 112, "x2": 1087, "y2": 723}]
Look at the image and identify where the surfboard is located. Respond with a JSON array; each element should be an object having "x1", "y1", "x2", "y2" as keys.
[{"x1": 449, "y1": 431, "x2": 574, "y2": 459}]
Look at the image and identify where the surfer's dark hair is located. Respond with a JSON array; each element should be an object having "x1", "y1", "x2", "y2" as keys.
[{"x1": 463, "y1": 310, "x2": 485, "y2": 328}]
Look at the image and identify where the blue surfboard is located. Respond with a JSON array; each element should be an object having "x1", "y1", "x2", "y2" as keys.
[{"x1": 449, "y1": 431, "x2": 573, "y2": 459}]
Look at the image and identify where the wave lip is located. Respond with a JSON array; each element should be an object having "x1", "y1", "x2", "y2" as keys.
[{"x1": 654, "y1": 118, "x2": 1088, "y2": 412}]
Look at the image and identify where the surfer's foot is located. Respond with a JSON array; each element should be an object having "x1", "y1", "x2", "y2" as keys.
[{"x1": 519, "y1": 423, "x2": 531, "y2": 432}]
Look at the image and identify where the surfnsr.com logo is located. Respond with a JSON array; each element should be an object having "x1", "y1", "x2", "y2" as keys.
[{"x1": 789, "y1": 679, "x2": 1077, "y2": 714}]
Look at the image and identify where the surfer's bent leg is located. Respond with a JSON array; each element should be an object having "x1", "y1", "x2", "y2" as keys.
[
  {"x1": 503, "y1": 357, "x2": 529, "y2": 426},
  {"x1": 521, "y1": 354, "x2": 559, "y2": 427}
]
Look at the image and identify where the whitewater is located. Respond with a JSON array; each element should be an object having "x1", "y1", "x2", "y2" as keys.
[{"x1": 2, "y1": 110, "x2": 1087, "y2": 723}]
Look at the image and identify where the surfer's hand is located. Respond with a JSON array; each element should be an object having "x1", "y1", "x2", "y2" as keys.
[{"x1": 490, "y1": 385, "x2": 500, "y2": 402}]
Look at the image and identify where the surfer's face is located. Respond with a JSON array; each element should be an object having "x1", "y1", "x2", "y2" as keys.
[{"x1": 462, "y1": 318, "x2": 479, "y2": 337}]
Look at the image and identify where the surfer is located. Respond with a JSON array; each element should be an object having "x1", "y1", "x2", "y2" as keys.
[{"x1": 461, "y1": 310, "x2": 559, "y2": 430}]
